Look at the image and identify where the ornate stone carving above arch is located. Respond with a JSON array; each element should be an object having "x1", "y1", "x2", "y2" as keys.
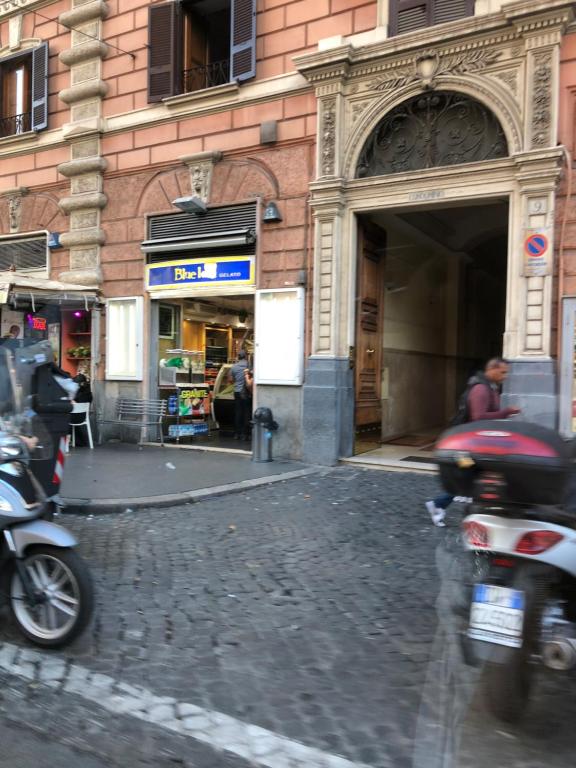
[
  {"x1": 343, "y1": 75, "x2": 523, "y2": 180},
  {"x1": 135, "y1": 158, "x2": 280, "y2": 219},
  {"x1": 356, "y1": 91, "x2": 509, "y2": 179},
  {"x1": 0, "y1": 192, "x2": 67, "y2": 236}
]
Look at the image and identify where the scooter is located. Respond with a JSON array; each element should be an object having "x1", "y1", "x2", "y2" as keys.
[
  {"x1": 0, "y1": 343, "x2": 93, "y2": 648},
  {"x1": 435, "y1": 420, "x2": 576, "y2": 722}
]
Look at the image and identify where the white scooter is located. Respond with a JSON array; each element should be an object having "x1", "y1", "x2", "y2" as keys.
[
  {"x1": 0, "y1": 343, "x2": 93, "y2": 647},
  {"x1": 435, "y1": 420, "x2": 576, "y2": 722}
]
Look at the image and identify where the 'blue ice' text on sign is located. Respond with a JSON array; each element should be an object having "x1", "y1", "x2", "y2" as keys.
[{"x1": 147, "y1": 257, "x2": 255, "y2": 291}]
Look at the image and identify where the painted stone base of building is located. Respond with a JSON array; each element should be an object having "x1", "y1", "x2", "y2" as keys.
[
  {"x1": 503, "y1": 360, "x2": 558, "y2": 431},
  {"x1": 301, "y1": 357, "x2": 355, "y2": 466},
  {"x1": 300, "y1": 357, "x2": 559, "y2": 467}
]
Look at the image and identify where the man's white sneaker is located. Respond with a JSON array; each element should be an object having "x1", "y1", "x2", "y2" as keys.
[
  {"x1": 425, "y1": 500, "x2": 446, "y2": 527},
  {"x1": 433, "y1": 511, "x2": 446, "y2": 527}
]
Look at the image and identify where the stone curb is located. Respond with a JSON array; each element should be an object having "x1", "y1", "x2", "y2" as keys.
[{"x1": 61, "y1": 467, "x2": 324, "y2": 514}]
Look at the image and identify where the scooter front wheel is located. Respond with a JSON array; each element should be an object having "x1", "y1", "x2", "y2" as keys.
[{"x1": 8, "y1": 545, "x2": 93, "y2": 648}]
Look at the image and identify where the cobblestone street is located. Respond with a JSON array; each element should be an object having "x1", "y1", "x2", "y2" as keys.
[{"x1": 0, "y1": 467, "x2": 575, "y2": 767}]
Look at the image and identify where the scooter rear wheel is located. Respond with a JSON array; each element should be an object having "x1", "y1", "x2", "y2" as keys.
[
  {"x1": 482, "y1": 566, "x2": 544, "y2": 723},
  {"x1": 8, "y1": 545, "x2": 93, "y2": 648}
]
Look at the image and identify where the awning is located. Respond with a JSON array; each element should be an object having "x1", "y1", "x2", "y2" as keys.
[
  {"x1": 0, "y1": 271, "x2": 100, "y2": 308},
  {"x1": 141, "y1": 228, "x2": 256, "y2": 255}
]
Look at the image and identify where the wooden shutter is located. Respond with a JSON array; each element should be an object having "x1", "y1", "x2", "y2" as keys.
[
  {"x1": 31, "y1": 43, "x2": 48, "y2": 132},
  {"x1": 433, "y1": 0, "x2": 474, "y2": 25},
  {"x1": 230, "y1": 0, "x2": 256, "y2": 82},
  {"x1": 390, "y1": 0, "x2": 431, "y2": 36},
  {"x1": 148, "y1": 2, "x2": 181, "y2": 103},
  {"x1": 390, "y1": 0, "x2": 474, "y2": 36}
]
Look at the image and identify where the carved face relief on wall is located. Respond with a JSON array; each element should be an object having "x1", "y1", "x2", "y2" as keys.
[
  {"x1": 191, "y1": 164, "x2": 209, "y2": 200},
  {"x1": 8, "y1": 195, "x2": 21, "y2": 233}
]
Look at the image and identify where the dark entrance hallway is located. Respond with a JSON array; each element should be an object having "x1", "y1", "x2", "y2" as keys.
[{"x1": 354, "y1": 199, "x2": 509, "y2": 456}]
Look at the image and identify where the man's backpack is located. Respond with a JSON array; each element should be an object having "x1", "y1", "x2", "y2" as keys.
[
  {"x1": 449, "y1": 376, "x2": 490, "y2": 426},
  {"x1": 449, "y1": 386, "x2": 472, "y2": 426}
]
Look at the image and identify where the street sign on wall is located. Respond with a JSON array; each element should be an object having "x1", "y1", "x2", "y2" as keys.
[{"x1": 523, "y1": 230, "x2": 551, "y2": 277}]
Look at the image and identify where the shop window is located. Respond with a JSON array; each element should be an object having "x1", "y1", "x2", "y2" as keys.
[
  {"x1": 0, "y1": 44, "x2": 48, "y2": 138},
  {"x1": 0, "y1": 234, "x2": 48, "y2": 273},
  {"x1": 105, "y1": 297, "x2": 144, "y2": 381},
  {"x1": 147, "y1": 0, "x2": 256, "y2": 102},
  {"x1": 159, "y1": 304, "x2": 177, "y2": 338},
  {"x1": 389, "y1": 0, "x2": 474, "y2": 36}
]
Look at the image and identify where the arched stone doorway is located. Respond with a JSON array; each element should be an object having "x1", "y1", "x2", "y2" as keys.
[{"x1": 352, "y1": 92, "x2": 512, "y2": 452}]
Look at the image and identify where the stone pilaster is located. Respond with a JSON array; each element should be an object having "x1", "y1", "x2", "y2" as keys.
[
  {"x1": 310, "y1": 188, "x2": 345, "y2": 357},
  {"x1": 56, "y1": 0, "x2": 109, "y2": 286},
  {"x1": 510, "y1": 148, "x2": 563, "y2": 360}
]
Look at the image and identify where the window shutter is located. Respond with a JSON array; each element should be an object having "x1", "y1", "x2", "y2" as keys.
[
  {"x1": 433, "y1": 0, "x2": 474, "y2": 25},
  {"x1": 148, "y1": 2, "x2": 181, "y2": 103},
  {"x1": 390, "y1": 0, "x2": 431, "y2": 36},
  {"x1": 31, "y1": 43, "x2": 48, "y2": 132},
  {"x1": 230, "y1": 0, "x2": 256, "y2": 83}
]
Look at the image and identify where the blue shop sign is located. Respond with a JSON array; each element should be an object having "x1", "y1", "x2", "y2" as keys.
[{"x1": 147, "y1": 256, "x2": 255, "y2": 291}]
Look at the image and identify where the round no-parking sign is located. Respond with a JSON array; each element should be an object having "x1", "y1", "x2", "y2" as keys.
[{"x1": 524, "y1": 230, "x2": 550, "y2": 276}]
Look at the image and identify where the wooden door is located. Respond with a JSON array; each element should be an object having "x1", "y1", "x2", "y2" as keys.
[{"x1": 355, "y1": 222, "x2": 385, "y2": 430}]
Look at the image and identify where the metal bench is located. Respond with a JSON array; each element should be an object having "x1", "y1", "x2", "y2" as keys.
[{"x1": 98, "y1": 398, "x2": 167, "y2": 446}]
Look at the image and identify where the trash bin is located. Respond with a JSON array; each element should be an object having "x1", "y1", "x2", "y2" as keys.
[{"x1": 252, "y1": 407, "x2": 278, "y2": 463}]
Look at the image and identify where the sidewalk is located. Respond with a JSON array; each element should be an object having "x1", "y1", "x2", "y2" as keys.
[{"x1": 60, "y1": 443, "x2": 316, "y2": 513}]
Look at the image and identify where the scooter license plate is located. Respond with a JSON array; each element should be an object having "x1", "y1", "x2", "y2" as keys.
[{"x1": 468, "y1": 584, "x2": 525, "y2": 648}]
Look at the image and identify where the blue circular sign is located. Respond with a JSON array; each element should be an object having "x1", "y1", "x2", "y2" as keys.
[{"x1": 525, "y1": 233, "x2": 548, "y2": 258}]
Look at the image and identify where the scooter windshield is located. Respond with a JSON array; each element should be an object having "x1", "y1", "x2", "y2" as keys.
[{"x1": 0, "y1": 341, "x2": 62, "y2": 462}]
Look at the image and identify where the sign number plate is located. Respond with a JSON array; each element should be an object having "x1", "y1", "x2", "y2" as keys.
[{"x1": 468, "y1": 584, "x2": 525, "y2": 648}]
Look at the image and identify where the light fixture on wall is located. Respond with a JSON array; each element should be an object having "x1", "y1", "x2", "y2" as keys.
[
  {"x1": 385, "y1": 282, "x2": 408, "y2": 294},
  {"x1": 48, "y1": 232, "x2": 62, "y2": 249},
  {"x1": 262, "y1": 201, "x2": 282, "y2": 223},
  {"x1": 172, "y1": 195, "x2": 207, "y2": 215}
]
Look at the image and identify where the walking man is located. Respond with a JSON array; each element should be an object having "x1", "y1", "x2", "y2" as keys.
[{"x1": 425, "y1": 357, "x2": 521, "y2": 526}]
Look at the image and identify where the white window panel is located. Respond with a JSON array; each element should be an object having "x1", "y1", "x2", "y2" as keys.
[
  {"x1": 254, "y1": 288, "x2": 304, "y2": 386},
  {"x1": 105, "y1": 297, "x2": 143, "y2": 380}
]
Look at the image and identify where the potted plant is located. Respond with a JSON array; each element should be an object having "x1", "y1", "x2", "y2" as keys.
[{"x1": 68, "y1": 345, "x2": 91, "y2": 359}]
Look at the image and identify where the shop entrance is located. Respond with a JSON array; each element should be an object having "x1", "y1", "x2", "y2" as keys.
[
  {"x1": 354, "y1": 198, "x2": 509, "y2": 456},
  {"x1": 154, "y1": 293, "x2": 254, "y2": 449}
]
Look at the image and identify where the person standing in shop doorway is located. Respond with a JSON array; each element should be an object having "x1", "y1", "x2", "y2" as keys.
[
  {"x1": 229, "y1": 350, "x2": 250, "y2": 441},
  {"x1": 2, "y1": 324, "x2": 20, "y2": 340},
  {"x1": 1, "y1": 325, "x2": 21, "y2": 349},
  {"x1": 243, "y1": 365, "x2": 254, "y2": 441},
  {"x1": 425, "y1": 357, "x2": 521, "y2": 527}
]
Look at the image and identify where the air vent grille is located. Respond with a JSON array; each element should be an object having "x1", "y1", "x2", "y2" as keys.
[
  {"x1": 0, "y1": 236, "x2": 47, "y2": 272},
  {"x1": 148, "y1": 203, "x2": 257, "y2": 241}
]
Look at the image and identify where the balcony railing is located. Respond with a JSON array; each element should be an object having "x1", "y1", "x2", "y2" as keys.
[
  {"x1": 183, "y1": 59, "x2": 230, "y2": 94},
  {"x1": 0, "y1": 112, "x2": 32, "y2": 138}
]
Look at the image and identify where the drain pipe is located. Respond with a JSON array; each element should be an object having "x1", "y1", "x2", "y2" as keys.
[{"x1": 558, "y1": 146, "x2": 573, "y2": 357}]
